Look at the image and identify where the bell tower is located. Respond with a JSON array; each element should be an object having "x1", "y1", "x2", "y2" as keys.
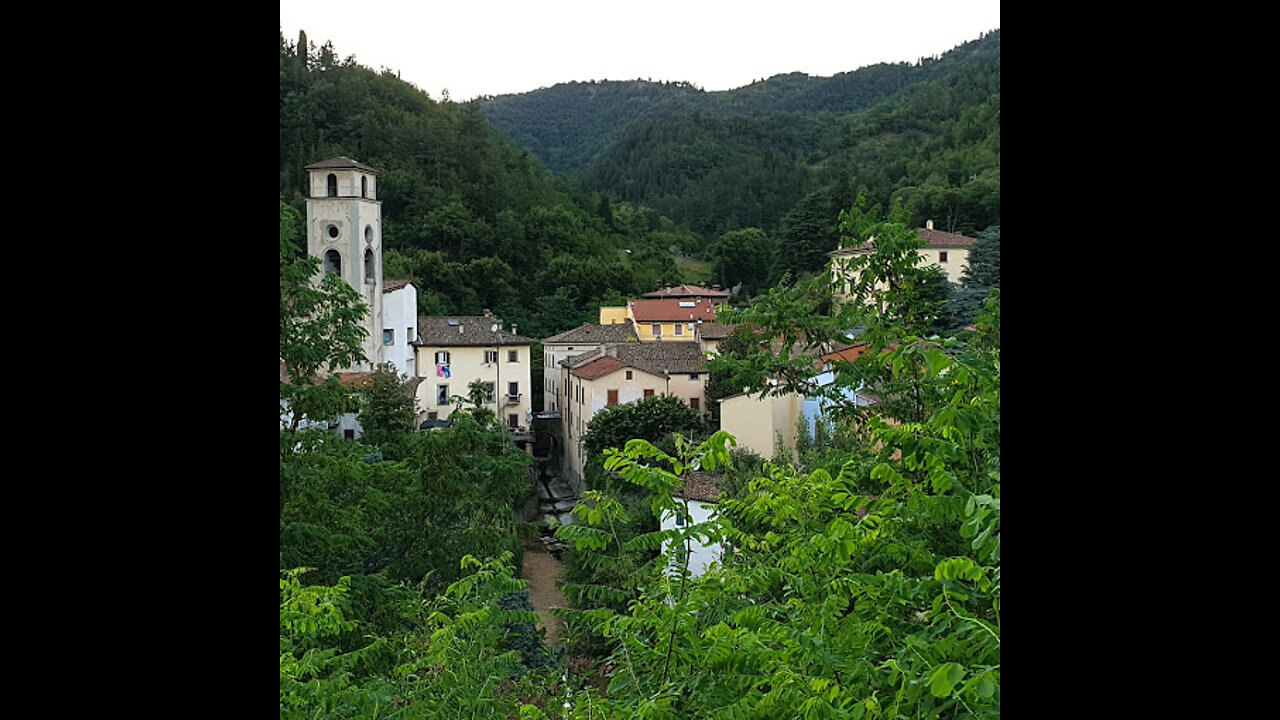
[{"x1": 304, "y1": 156, "x2": 382, "y2": 372}]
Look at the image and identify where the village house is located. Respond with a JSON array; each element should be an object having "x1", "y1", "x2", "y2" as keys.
[
  {"x1": 828, "y1": 220, "x2": 979, "y2": 305},
  {"x1": 661, "y1": 470, "x2": 726, "y2": 578},
  {"x1": 540, "y1": 322, "x2": 639, "y2": 413},
  {"x1": 596, "y1": 285, "x2": 731, "y2": 343},
  {"x1": 558, "y1": 341, "x2": 709, "y2": 487},
  {"x1": 413, "y1": 311, "x2": 534, "y2": 432}
]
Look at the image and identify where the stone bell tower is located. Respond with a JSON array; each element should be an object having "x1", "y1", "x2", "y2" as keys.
[{"x1": 304, "y1": 156, "x2": 382, "y2": 372}]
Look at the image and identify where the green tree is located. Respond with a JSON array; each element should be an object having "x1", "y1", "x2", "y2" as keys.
[
  {"x1": 583, "y1": 394, "x2": 709, "y2": 459},
  {"x1": 358, "y1": 363, "x2": 419, "y2": 454},
  {"x1": 709, "y1": 227, "x2": 777, "y2": 298}
]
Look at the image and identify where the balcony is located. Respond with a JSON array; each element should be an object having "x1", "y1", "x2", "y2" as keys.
[{"x1": 505, "y1": 393, "x2": 522, "y2": 405}]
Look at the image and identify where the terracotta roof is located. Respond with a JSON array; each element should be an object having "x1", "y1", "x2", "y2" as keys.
[
  {"x1": 819, "y1": 342, "x2": 871, "y2": 365},
  {"x1": 416, "y1": 316, "x2": 535, "y2": 347},
  {"x1": 642, "y1": 285, "x2": 730, "y2": 299},
  {"x1": 543, "y1": 322, "x2": 639, "y2": 344},
  {"x1": 569, "y1": 356, "x2": 627, "y2": 380},
  {"x1": 304, "y1": 156, "x2": 377, "y2": 173},
  {"x1": 382, "y1": 279, "x2": 413, "y2": 293},
  {"x1": 629, "y1": 298, "x2": 719, "y2": 323},
  {"x1": 336, "y1": 372, "x2": 376, "y2": 390},
  {"x1": 696, "y1": 322, "x2": 735, "y2": 340},
  {"x1": 674, "y1": 471, "x2": 723, "y2": 503}
]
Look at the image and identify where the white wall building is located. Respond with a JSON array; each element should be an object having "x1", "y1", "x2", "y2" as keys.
[
  {"x1": 380, "y1": 280, "x2": 419, "y2": 378},
  {"x1": 660, "y1": 471, "x2": 724, "y2": 578}
]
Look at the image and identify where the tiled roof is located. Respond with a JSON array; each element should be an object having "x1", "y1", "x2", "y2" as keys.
[
  {"x1": 828, "y1": 226, "x2": 978, "y2": 257},
  {"x1": 382, "y1": 279, "x2": 413, "y2": 293},
  {"x1": 610, "y1": 342, "x2": 708, "y2": 376},
  {"x1": 561, "y1": 342, "x2": 709, "y2": 376},
  {"x1": 543, "y1": 322, "x2": 639, "y2": 344},
  {"x1": 304, "y1": 156, "x2": 377, "y2": 172},
  {"x1": 629, "y1": 298, "x2": 719, "y2": 323},
  {"x1": 819, "y1": 342, "x2": 871, "y2": 365},
  {"x1": 570, "y1": 356, "x2": 627, "y2": 380},
  {"x1": 416, "y1": 316, "x2": 534, "y2": 347},
  {"x1": 336, "y1": 372, "x2": 375, "y2": 390},
  {"x1": 919, "y1": 227, "x2": 978, "y2": 248},
  {"x1": 696, "y1": 322, "x2": 735, "y2": 340},
  {"x1": 560, "y1": 347, "x2": 607, "y2": 369},
  {"x1": 642, "y1": 285, "x2": 731, "y2": 299},
  {"x1": 674, "y1": 471, "x2": 723, "y2": 503}
]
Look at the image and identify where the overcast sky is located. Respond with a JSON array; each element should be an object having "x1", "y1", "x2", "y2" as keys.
[{"x1": 279, "y1": 1, "x2": 1000, "y2": 102}]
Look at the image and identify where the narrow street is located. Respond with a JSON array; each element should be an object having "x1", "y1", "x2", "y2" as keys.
[{"x1": 521, "y1": 538, "x2": 568, "y2": 646}]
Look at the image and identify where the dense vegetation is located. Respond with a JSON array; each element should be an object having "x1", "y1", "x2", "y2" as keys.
[{"x1": 280, "y1": 187, "x2": 1001, "y2": 716}]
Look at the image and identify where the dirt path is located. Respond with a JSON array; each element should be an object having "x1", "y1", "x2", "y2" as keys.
[{"x1": 522, "y1": 539, "x2": 568, "y2": 646}]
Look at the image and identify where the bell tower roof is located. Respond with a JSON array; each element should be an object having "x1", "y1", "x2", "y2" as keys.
[{"x1": 304, "y1": 156, "x2": 378, "y2": 174}]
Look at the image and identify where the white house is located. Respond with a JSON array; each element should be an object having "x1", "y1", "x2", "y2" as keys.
[
  {"x1": 380, "y1": 279, "x2": 419, "y2": 378},
  {"x1": 661, "y1": 471, "x2": 725, "y2": 578}
]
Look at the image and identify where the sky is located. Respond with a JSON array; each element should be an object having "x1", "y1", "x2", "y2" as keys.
[{"x1": 279, "y1": 1, "x2": 1000, "y2": 103}]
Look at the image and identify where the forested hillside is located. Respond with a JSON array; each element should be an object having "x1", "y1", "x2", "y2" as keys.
[{"x1": 480, "y1": 31, "x2": 999, "y2": 270}]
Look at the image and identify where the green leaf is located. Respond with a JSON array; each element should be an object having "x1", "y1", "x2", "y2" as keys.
[{"x1": 929, "y1": 662, "x2": 965, "y2": 697}]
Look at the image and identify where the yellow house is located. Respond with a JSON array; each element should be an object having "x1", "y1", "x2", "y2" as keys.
[
  {"x1": 598, "y1": 286, "x2": 730, "y2": 342},
  {"x1": 829, "y1": 220, "x2": 979, "y2": 304},
  {"x1": 559, "y1": 341, "x2": 709, "y2": 487},
  {"x1": 412, "y1": 312, "x2": 534, "y2": 431},
  {"x1": 719, "y1": 390, "x2": 806, "y2": 464}
]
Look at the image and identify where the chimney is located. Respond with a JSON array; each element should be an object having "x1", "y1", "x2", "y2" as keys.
[
  {"x1": 926, "y1": 219, "x2": 934, "y2": 230},
  {"x1": 511, "y1": 323, "x2": 517, "y2": 336},
  {"x1": 458, "y1": 324, "x2": 463, "y2": 334},
  {"x1": 483, "y1": 308, "x2": 492, "y2": 318}
]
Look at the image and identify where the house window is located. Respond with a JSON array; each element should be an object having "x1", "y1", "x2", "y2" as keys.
[
  {"x1": 508, "y1": 381, "x2": 519, "y2": 399},
  {"x1": 508, "y1": 349, "x2": 518, "y2": 362},
  {"x1": 483, "y1": 382, "x2": 495, "y2": 403},
  {"x1": 407, "y1": 327, "x2": 414, "y2": 344},
  {"x1": 675, "y1": 509, "x2": 687, "y2": 527},
  {"x1": 435, "y1": 351, "x2": 450, "y2": 364},
  {"x1": 383, "y1": 329, "x2": 394, "y2": 345},
  {"x1": 361, "y1": 176, "x2": 368, "y2": 198},
  {"x1": 690, "y1": 398, "x2": 700, "y2": 411},
  {"x1": 428, "y1": 411, "x2": 438, "y2": 421},
  {"x1": 626, "y1": 370, "x2": 633, "y2": 380},
  {"x1": 652, "y1": 324, "x2": 662, "y2": 337},
  {"x1": 364, "y1": 248, "x2": 375, "y2": 281},
  {"x1": 674, "y1": 323, "x2": 684, "y2": 336},
  {"x1": 437, "y1": 385, "x2": 449, "y2": 405},
  {"x1": 939, "y1": 251, "x2": 949, "y2": 262},
  {"x1": 607, "y1": 389, "x2": 618, "y2": 406},
  {"x1": 644, "y1": 389, "x2": 654, "y2": 398},
  {"x1": 689, "y1": 373, "x2": 700, "y2": 380},
  {"x1": 508, "y1": 414, "x2": 519, "y2": 428},
  {"x1": 323, "y1": 250, "x2": 341, "y2": 276},
  {"x1": 344, "y1": 429, "x2": 355, "y2": 440},
  {"x1": 485, "y1": 350, "x2": 498, "y2": 364},
  {"x1": 326, "y1": 173, "x2": 338, "y2": 197}
]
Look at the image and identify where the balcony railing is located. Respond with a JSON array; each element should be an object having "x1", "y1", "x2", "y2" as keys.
[{"x1": 505, "y1": 393, "x2": 522, "y2": 405}]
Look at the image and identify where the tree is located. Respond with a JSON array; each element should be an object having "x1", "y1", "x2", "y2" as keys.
[
  {"x1": 358, "y1": 363, "x2": 419, "y2": 453},
  {"x1": 709, "y1": 227, "x2": 777, "y2": 298},
  {"x1": 962, "y1": 224, "x2": 1000, "y2": 289},
  {"x1": 582, "y1": 394, "x2": 709, "y2": 459}
]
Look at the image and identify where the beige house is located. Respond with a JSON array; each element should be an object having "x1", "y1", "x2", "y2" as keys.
[
  {"x1": 413, "y1": 312, "x2": 534, "y2": 431},
  {"x1": 540, "y1": 322, "x2": 639, "y2": 413},
  {"x1": 719, "y1": 390, "x2": 806, "y2": 463},
  {"x1": 560, "y1": 341, "x2": 709, "y2": 486},
  {"x1": 829, "y1": 220, "x2": 978, "y2": 304}
]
